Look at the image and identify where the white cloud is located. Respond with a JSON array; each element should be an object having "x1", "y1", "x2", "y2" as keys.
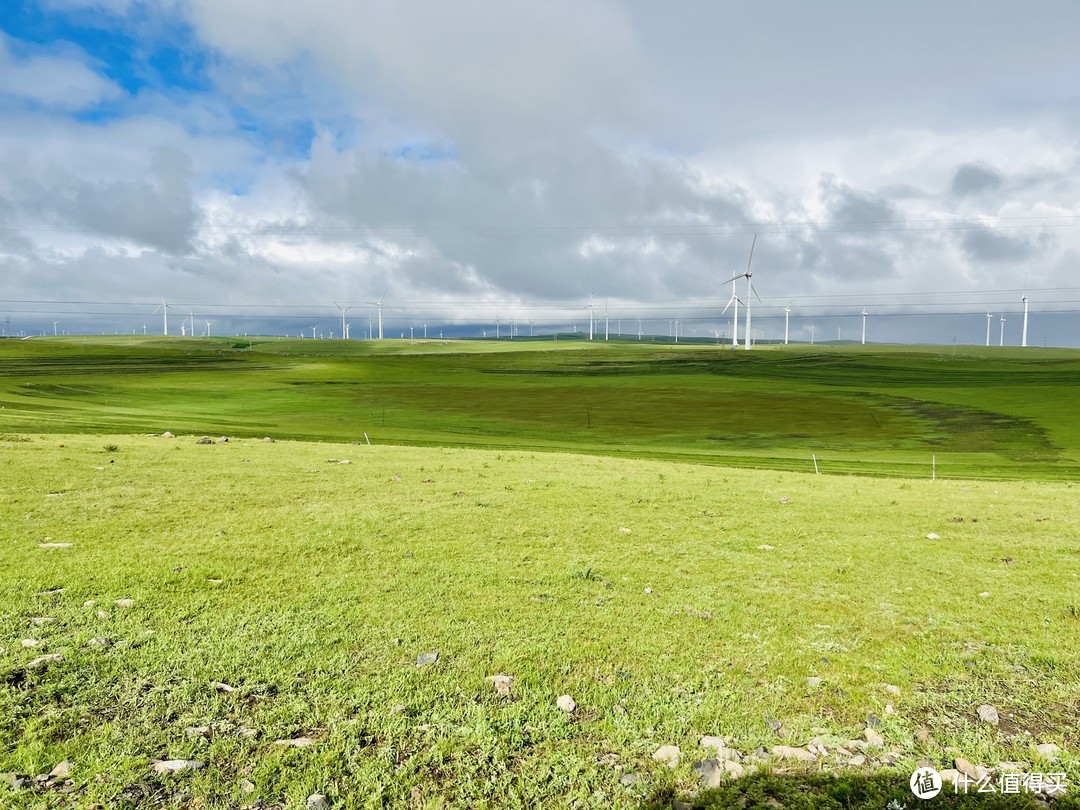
[{"x1": 0, "y1": 33, "x2": 123, "y2": 109}]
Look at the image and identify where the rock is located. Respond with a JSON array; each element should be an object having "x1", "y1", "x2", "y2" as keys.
[
  {"x1": 487, "y1": 674, "x2": 514, "y2": 697},
  {"x1": 31, "y1": 617, "x2": 56, "y2": 626},
  {"x1": 390, "y1": 704, "x2": 407, "y2": 715},
  {"x1": 939, "y1": 768, "x2": 962, "y2": 787},
  {"x1": 882, "y1": 751, "x2": 902, "y2": 765},
  {"x1": 217, "y1": 437, "x2": 229, "y2": 443},
  {"x1": 848, "y1": 755, "x2": 866, "y2": 767},
  {"x1": 196, "y1": 437, "x2": 213, "y2": 444},
  {"x1": 83, "y1": 600, "x2": 96, "y2": 607},
  {"x1": 977, "y1": 704, "x2": 1000, "y2": 725},
  {"x1": 161, "y1": 431, "x2": 175, "y2": 438},
  {"x1": 96, "y1": 610, "x2": 108, "y2": 619},
  {"x1": 643, "y1": 587, "x2": 652, "y2": 594},
  {"x1": 692, "y1": 759, "x2": 725, "y2": 788},
  {"x1": 1036, "y1": 743, "x2": 1061, "y2": 761},
  {"x1": 618, "y1": 527, "x2": 632, "y2": 534},
  {"x1": 151, "y1": 760, "x2": 204, "y2": 774},
  {"x1": 49, "y1": 761, "x2": 71, "y2": 779},
  {"x1": 262, "y1": 437, "x2": 274, "y2": 443},
  {"x1": 954, "y1": 757, "x2": 988, "y2": 782},
  {"x1": 306, "y1": 794, "x2": 330, "y2": 810},
  {"x1": 185, "y1": 726, "x2": 211, "y2": 737},
  {"x1": 38, "y1": 542, "x2": 73, "y2": 549},
  {"x1": 26, "y1": 654, "x2": 62, "y2": 669},
  {"x1": 21, "y1": 639, "x2": 40, "y2": 648},
  {"x1": 884, "y1": 701, "x2": 896, "y2": 715},
  {"x1": 771, "y1": 745, "x2": 817, "y2": 763},
  {"x1": 618, "y1": 772, "x2": 641, "y2": 786},
  {"x1": 779, "y1": 497, "x2": 791, "y2": 504},
  {"x1": 241, "y1": 779, "x2": 255, "y2": 794},
  {"x1": 238, "y1": 727, "x2": 258, "y2": 738},
  {"x1": 416, "y1": 652, "x2": 438, "y2": 668},
  {"x1": 927, "y1": 533, "x2": 940, "y2": 540},
  {"x1": 699, "y1": 737, "x2": 740, "y2": 761},
  {"x1": 723, "y1": 760, "x2": 746, "y2": 779},
  {"x1": 757, "y1": 544, "x2": 775, "y2": 550},
  {"x1": 979, "y1": 591, "x2": 991, "y2": 597},
  {"x1": 915, "y1": 728, "x2": 935, "y2": 746},
  {"x1": 807, "y1": 676, "x2": 822, "y2": 688},
  {"x1": 274, "y1": 737, "x2": 315, "y2": 748},
  {"x1": 338, "y1": 459, "x2": 351, "y2": 464},
  {"x1": 114, "y1": 598, "x2": 134, "y2": 607},
  {"x1": 556, "y1": 695, "x2": 577, "y2": 713},
  {"x1": 864, "y1": 727, "x2": 884, "y2": 747},
  {"x1": 5, "y1": 773, "x2": 30, "y2": 790},
  {"x1": 652, "y1": 745, "x2": 680, "y2": 767},
  {"x1": 87, "y1": 637, "x2": 110, "y2": 647},
  {"x1": 212, "y1": 681, "x2": 235, "y2": 693},
  {"x1": 885, "y1": 684, "x2": 901, "y2": 696},
  {"x1": 866, "y1": 713, "x2": 882, "y2": 728}
]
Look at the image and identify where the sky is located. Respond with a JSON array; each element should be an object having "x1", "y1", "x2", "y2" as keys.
[{"x1": 1, "y1": 0, "x2": 1079, "y2": 344}]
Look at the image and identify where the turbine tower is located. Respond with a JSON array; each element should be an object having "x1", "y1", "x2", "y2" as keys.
[
  {"x1": 585, "y1": 296, "x2": 595, "y2": 340},
  {"x1": 999, "y1": 315, "x2": 1006, "y2": 347},
  {"x1": 335, "y1": 303, "x2": 351, "y2": 340},
  {"x1": 604, "y1": 299, "x2": 609, "y2": 340},
  {"x1": 720, "y1": 233, "x2": 761, "y2": 350},
  {"x1": 722, "y1": 292, "x2": 741, "y2": 346},
  {"x1": 152, "y1": 297, "x2": 171, "y2": 336},
  {"x1": 367, "y1": 289, "x2": 387, "y2": 340},
  {"x1": 861, "y1": 308, "x2": 868, "y2": 345},
  {"x1": 1021, "y1": 295, "x2": 1029, "y2": 347},
  {"x1": 985, "y1": 312, "x2": 992, "y2": 347},
  {"x1": 783, "y1": 304, "x2": 791, "y2": 345}
]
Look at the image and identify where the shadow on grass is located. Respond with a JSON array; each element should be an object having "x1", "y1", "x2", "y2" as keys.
[{"x1": 637, "y1": 771, "x2": 1075, "y2": 809}]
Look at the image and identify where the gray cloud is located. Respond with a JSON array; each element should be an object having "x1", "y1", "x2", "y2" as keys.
[
  {"x1": 951, "y1": 163, "x2": 1004, "y2": 197},
  {"x1": 961, "y1": 227, "x2": 1052, "y2": 264}
]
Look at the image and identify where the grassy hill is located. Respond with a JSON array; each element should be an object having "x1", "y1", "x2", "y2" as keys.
[{"x1": 2, "y1": 336, "x2": 1080, "y2": 480}]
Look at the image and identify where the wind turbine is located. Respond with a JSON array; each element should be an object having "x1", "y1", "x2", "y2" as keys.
[
  {"x1": 722, "y1": 292, "x2": 741, "y2": 346},
  {"x1": 720, "y1": 233, "x2": 761, "y2": 350},
  {"x1": 187, "y1": 309, "x2": 197, "y2": 337},
  {"x1": 585, "y1": 296, "x2": 595, "y2": 340},
  {"x1": 1021, "y1": 294, "x2": 1029, "y2": 347},
  {"x1": 783, "y1": 303, "x2": 791, "y2": 345},
  {"x1": 367, "y1": 289, "x2": 387, "y2": 340},
  {"x1": 335, "y1": 303, "x2": 351, "y2": 340},
  {"x1": 152, "y1": 297, "x2": 171, "y2": 336},
  {"x1": 345, "y1": 322, "x2": 352, "y2": 339},
  {"x1": 495, "y1": 311, "x2": 501, "y2": 339},
  {"x1": 861, "y1": 308, "x2": 868, "y2": 345},
  {"x1": 604, "y1": 299, "x2": 609, "y2": 340},
  {"x1": 311, "y1": 325, "x2": 318, "y2": 340},
  {"x1": 205, "y1": 320, "x2": 212, "y2": 338},
  {"x1": 985, "y1": 312, "x2": 992, "y2": 347},
  {"x1": 999, "y1": 315, "x2": 1006, "y2": 347}
]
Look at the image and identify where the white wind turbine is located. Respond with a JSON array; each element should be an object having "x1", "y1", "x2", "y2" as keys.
[
  {"x1": 604, "y1": 299, "x2": 610, "y2": 340},
  {"x1": 985, "y1": 312, "x2": 992, "y2": 347},
  {"x1": 204, "y1": 320, "x2": 212, "y2": 338},
  {"x1": 366, "y1": 289, "x2": 387, "y2": 339},
  {"x1": 311, "y1": 324, "x2": 318, "y2": 340},
  {"x1": 720, "y1": 233, "x2": 761, "y2": 350},
  {"x1": 861, "y1": 308, "x2": 868, "y2": 345},
  {"x1": 187, "y1": 309, "x2": 197, "y2": 337},
  {"x1": 722, "y1": 291, "x2": 741, "y2": 346},
  {"x1": 585, "y1": 295, "x2": 595, "y2": 340},
  {"x1": 999, "y1": 315, "x2": 1006, "y2": 347},
  {"x1": 495, "y1": 311, "x2": 501, "y2": 339},
  {"x1": 335, "y1": 303, "x2": 351, "y2": 340},
  {"x1": 783, "y1": 303, "x2": 791, "y2": 345},
  {"x1": 152, "y1": 297, "x2": 172, "y2": 336},
  {"x1": 1021, "y1": 294, "x2": 1029, "y2": 347}
]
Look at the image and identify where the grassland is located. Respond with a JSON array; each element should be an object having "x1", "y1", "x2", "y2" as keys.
[
  {"x1": 1, "y1": 339, "x2": 1079, "y2": 808},
  {"x1": 2, "y1": 336, "x2": 1080, "y2": 481}
]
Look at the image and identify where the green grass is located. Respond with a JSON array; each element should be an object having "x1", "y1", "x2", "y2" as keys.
[
  {"x1": 2, "y1": 434, "x2": 1078, "y2": 808},
  {"x1": 3, "y1": 337, "x2": 1080, "y2": 481}
]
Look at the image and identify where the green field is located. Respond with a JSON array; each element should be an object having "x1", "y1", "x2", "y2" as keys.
[
  {"x1": 3, "y1": 336, "x2": 1080, "y2": 481},
  {"x1": 1, "y1": 339, "x2": 1079, "y2": 808}
]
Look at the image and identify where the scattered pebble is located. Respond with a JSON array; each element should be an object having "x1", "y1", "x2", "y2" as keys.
[
  {"x1": 863, "y1": 727, "x2": 885, "y2": 747},
  {"x1": 619, "y1": 772, "x2": 641, "y2": 786},
  {"x1": 884, "y1": 684, "x2": 901, "y2": 696},
  {"x1": 954, "y1": 757, "x2": 988, "y2": 783},
  {"x1": 185, "y1": 726, "x2": 211, "y2": 738},
  {"x1": 38, "y1": 543, "x2": 73, "y2": 549},
  {"x1": 114, "y1": 599, "x2": 134, "y2": 608},
  {"x1": 83, "y1": 600, "x2": 96, "y2": 608},
  {"x1": 275, "y1": 737, "x2": 315, "y2": 748},
  {"x1": 1036, "y1": 743, "x2": 1061, "y2": 761},
  {"x1": 807, "y1": 676, "x2": 822, "y2": 688},
  {"x1": 307, "y1": 794, "x2": 330, "y2": 810},
  {"x1": 756, "y1": 544, "x2": 775, "y2": 551},
  {"x1": 96, "y1": 610, "x2": 108, "y2": 619},
  {"x1": 241, "y1": 779, "x2": 256, "y2": 794},
  {"x1": 926, "y1": 532, "x2": 940, "y2": 540},
  {"x1": 618, "y1": 527, "x2": 632, "y2": 534},
  {"x1": 771, "y1": 745, "x2": 816, "y2": 763},
  {"x1": 212, "y1": 682, "x2": 236, "y2": 693},
  {"x1": 151, "y1": 760, "x2": 204, "y2": 774},
  {"x1": 848, "y1": 754, "x2": 867, "y2": 767},
  {"x1": 21, "y1": 639, "x2": 40, "y2": 648},
  {"x1": 196, "y1": 437, "x2": 213, "y2": 445},
  {"x1": 652, "y1": 745, "x2": 680, "y2": 767},
  {"x1": 48, "y1": 761, "x2": 71, "y2": 779},
  {"x1": 31, "y1": 617, "x2": 56, "y2": 625},
  {"x1": 979, "y1": 591, "x2": 991, "y2": 598},
  {"x1": 26, "y1": 654, "x2": 62, "y2": 669},
  {"x1": 556, "y1": 695, "x2": 577, "y2": 713},
  {"x1": 416, "y1": 652, "x2": 439, "y2": 668},
  {"x1": 262, "y1": 437, "x2": 274, "y2": 443},
  {"x1": 161, "y1": 432, "x2": 175, "y2": 439},
  {"x1": 643, "y1": 587, "x2": 653, "y2": 595},
  {"x1": 977, "y1": 704, "x2": 1000, "y2": 725},
  {"x1": 487, "y1": 674, "x2": 514, "y2": 697}
]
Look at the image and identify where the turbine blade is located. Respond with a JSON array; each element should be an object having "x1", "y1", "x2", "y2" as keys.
[{"x1": 745, "y1": 233, "x2": 758, "y2": 274}]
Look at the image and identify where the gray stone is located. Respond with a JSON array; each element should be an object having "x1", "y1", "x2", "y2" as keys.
[
  {"x1": 939, "y1": 769, "x2": 962, "y2": 788},
  {"x1": 151, "y1": 760, "x2": 204, "y2": 774},
  {"x1": 241, "y1": 779, "x2": 256, "y2": 794},
  {"x1": 306, "y1": 794, "x2": 330, "y2": 810},
  {"x1": 161, "y1": 432, "x2": 175, "y2": 438},
  {"x1": 216, "y1": 437, "x2": 229, "y2": 443},
  {"x1": 487, "y1": 674, "x2": 513, "y2": 697},
  {"x1": 915, "y1": 728, "x2": 934, "y2": 746},
  {"x1": 863, "y1": 727, "x2": 884, "y2": 747},
  {"x1": 652, "y1": 745, "x2": 680, "y2": 767},
  {"x1": 884, "y1": 684, "x2": 901, "y2": 696},
  {"x1": 415, "y1": 652, "x2": 438, "y2": 668},
  {"x1": 848, "y1": 755, "x2": 867, "y2": 767},
  {"x1": 954, "y1": 757, "x2": 988, "y2": 782},
  {"x1": 274, "y1": 737, "x2": 315, "y2": 748},
  {"x1": 977, "y1": 704, "x2": 1000, "y2": 725},
  {"x1": 556, "y1": 694, "x2": 577, "y2": 713},
  {"x1": 927, "y1": 533, "x2": 940, "y2": 540},
  {"x1": 618, "y1": 772, "x2": 641, "y2": 786},
  {"x1": 114, "y1": 598, "x2": 134, "y2": 607},
  {"x1": 26, "y1": 654, "x2": 62, "y2": 669},
  {"x1": 1036, "y1": 743, "x2": 1061, "y2": 761},
  {"x1": 48, "y1": 761, "x2": 71, "y2": 779},
  {"x1": 692, "y1": 758, "x2": 725, "y2": 788},
  {"x1": 771, "y1": 745, "x2": 817, "y2": 763},
  {"x1": 262, "y1": 437, "x2": 274, "y2": 443},
  {"x1": 807, "y1": 676, "x2": 822, "y2": 688},
  {"x1": 5, "y1": 773, "x2": 30, "y2": 790},
  {"x1": 196, "y1": 437, "x2": 213, "y2": 444}
]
